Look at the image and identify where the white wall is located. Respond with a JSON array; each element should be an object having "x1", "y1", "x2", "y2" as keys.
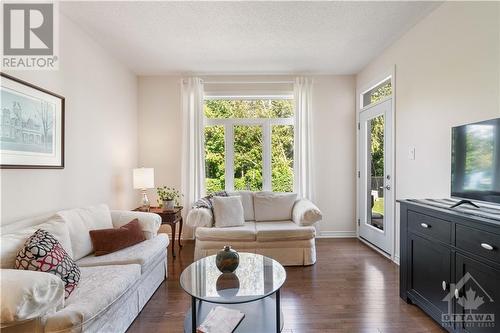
[
  {"x1": 137, "y1": 75, "x2": 357, "y2": 238},
  {"x1": 1, "y1": 14, "x2": 139, "y2": 224},
  {"x1": 137, "y1": 76, "x2": 183, "y2": 205},
  {"x1": 312, "y1": 76, "x2": 357, "y2": 237},
  {"x1": 356, "y1": 2, "x2": 500, "y2": 260}
]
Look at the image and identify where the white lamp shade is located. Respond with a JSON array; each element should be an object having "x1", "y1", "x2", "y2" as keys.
[{"x1": 133, "y1": 168, "x2": 155, "y2": 189}]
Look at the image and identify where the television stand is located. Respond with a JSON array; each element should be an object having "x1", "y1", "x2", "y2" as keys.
[
  {"x1": 449, "y1": 199, "x2": 480, "y2": 209},
  {"x1": 399, "y1": 199, "x2": 500, "y2": 333}
]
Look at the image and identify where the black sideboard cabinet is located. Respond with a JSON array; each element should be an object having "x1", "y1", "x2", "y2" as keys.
[{"x1": 399, "y1": 200, "x2": 500, "y2": 333}]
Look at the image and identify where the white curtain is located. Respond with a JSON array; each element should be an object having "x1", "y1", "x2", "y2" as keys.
[
  {"x1": 294, "y1": 77, "x2": 313, "y2": 200},
  {"x1": 181, "y1": 77, "x2": 205, "y2": 210}
]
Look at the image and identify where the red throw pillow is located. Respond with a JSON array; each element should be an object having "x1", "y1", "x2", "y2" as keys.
[
  {"x1": 89, "y1": 219, "x2": 146, "y2": 256},
  {"x1": 16, "y1": 229, "x2": 81, "y2": 299}
]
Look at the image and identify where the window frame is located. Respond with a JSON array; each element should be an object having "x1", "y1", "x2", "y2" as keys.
[
  {"x1": 204, "y1": 95, "x2": 295, "y2": 192},
  {"x1": 360, "y1": 76, "x2": 392, "y2": 110}
]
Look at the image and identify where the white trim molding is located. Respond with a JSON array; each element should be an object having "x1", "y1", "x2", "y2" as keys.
[
  {"x1": 317, "y1": 231, "x2": 357, "y2": 238},
  {"x1": 355, "y1": 65, "x2": 398, "y2": 263}
]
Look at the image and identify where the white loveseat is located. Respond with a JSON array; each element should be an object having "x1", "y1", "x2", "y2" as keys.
[
  {"x1": 0, "y1": 205, "x2": 168, "y2": 333},
  {"x1": 187, "y1": 191, "x2": 322, "y2": 266}
]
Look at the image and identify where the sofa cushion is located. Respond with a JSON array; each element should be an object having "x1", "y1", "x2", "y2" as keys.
[
  {"x1": 44, "y1": 264, "x2": 141, "y2": 332},
  {"x1": 1, "y1": 269, "x2": 65, "y2": 324},
  {"x1": 15, "y1": 229, "x2": 81, "y2": 299},
  {"x1": 229, "y1": 191, "x2": 255, "y2": 221},
  {"x1": 57, "y1": 204, "x2": 113, "y2": 260},
  {"x1": 256, "y1": 221, "x2": 316, "y2": 242},
  {"x1": 213, "y1": 196, "x2": 245, "y2": 228},
  {"x1": 1, "y1": 216, "x2": 73, "y2": 268},
  {"x1": 196, "y1": 222, "x2": 256, "y2": 241},
  {"x1": 76, "y1": 234, "x2": 169, "y2": 274},
  {"x1": 254, "y1": 192, "x2": 297, "y2": 221}
]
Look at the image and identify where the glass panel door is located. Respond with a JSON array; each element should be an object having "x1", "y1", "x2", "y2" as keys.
[{"x1": 358, "y1": 99, "x2": 393, "y2": 254}]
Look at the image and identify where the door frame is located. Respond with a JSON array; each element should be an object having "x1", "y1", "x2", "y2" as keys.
[
  {"x1": 358, "y1": 99, "x2": 394, "y2": 254},
  {"x1": 356, "y1": 66, "x2": 397, "y2": 263}
]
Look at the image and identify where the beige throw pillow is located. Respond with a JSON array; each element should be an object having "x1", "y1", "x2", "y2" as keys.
[
  {"x1": 254, "y1": 192, "x2": 297, "y2": 221},
  {"x1": 213, "y1": 196, "x2": 245, "y2": 228}
]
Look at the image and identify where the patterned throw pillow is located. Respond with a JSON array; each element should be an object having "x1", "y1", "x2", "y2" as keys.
[
  {"x1": 15, "y1": 229, "x2": 81, "y2": 299},
  {"x1": 193, "y1": 191, "x2": 229, "y2": 210}
]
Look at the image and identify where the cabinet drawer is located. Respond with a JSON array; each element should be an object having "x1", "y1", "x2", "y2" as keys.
[
  {"x1": 408, "y1": 211, "x2": 451, "y2": 244},
  {"x1": 456, "y1": 224, "x2": 500, "y2": 264}
]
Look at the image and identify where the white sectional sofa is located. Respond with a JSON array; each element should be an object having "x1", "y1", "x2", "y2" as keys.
[
  {"x1": 0, "y1": 205, "x2": 168, "y2": 333},
  {"x1": 187, "y1": 191, "x2": 322, "y2": 266}
]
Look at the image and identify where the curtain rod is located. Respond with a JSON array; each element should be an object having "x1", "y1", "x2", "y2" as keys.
[{"x1": 202, "y1": 80, "x2": 294, "y2": 84}]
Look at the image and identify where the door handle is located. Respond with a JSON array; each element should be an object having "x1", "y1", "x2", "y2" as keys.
[
  {"x1": 455, "y1": 289, "x2": 460, "y2": 299},
  {"x1": 442, "y1": 281, "x2": 447, "y2": 291},
  {"x1": 420, "y1": 223, "x2": 430, "y2": 229},
  {"x1": 481, "y1": 243, "x2": 494, "y2": 251},
  {"x1": 385, "y1": 185, "x2": 391, "y2": 190}
]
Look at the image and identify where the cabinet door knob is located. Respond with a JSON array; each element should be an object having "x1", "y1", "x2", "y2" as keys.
[
  {"x1": 420, "y1": 223, "x2": 429, "y2": 228},
  {"x1": 455, "y1": 289, "x2": 460, "y2": 299},
  {"x1": 442, "y1": 281, "x2": 447, "y2": 291},
  {"x1": 481, "y1": 243, "x2": 494, "y2": 251}
]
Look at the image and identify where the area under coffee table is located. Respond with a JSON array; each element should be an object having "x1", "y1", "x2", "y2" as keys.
[{"x1": 179, "y1": 252, "x2": 287, "y2": 333}]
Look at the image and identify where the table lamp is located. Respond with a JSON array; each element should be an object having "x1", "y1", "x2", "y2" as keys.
[{"x1": 133, "y1": 168, "x2": 154, "y2": 211}]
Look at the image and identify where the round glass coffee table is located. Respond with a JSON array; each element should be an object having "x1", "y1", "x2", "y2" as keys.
[{"x1": 180, "y1": 252, "x2": 286, "y2": 333}]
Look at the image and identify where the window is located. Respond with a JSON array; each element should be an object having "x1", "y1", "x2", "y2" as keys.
[
  {"x1": 204, "y1": 99, "x2": 294, "y2": 193},
  {"x1": 361, "y1": 77, "x2": 392, "y2": 108}
]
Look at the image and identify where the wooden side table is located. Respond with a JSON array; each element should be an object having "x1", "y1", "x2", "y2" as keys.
[{"x1": 134, "y1": 206, "x2": 183, "y2": 258}]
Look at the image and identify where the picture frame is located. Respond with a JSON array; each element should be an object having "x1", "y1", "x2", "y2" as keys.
[{"x1": 0, "y1": 73, "x2": 65, "y2": 169}]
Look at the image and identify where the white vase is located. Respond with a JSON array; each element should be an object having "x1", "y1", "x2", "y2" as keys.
[{"x1": 163, "y1": 200, "x2": 175, "y2": 211}]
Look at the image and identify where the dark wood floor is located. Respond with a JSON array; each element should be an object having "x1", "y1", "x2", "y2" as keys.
[{"x1": 128, "y1": 238, "x2": 445, "y2": 333}]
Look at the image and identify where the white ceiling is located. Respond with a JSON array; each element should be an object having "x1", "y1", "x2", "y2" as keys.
[{"x1": 61, "y1": 1, "x2": 441, "y2": 75}]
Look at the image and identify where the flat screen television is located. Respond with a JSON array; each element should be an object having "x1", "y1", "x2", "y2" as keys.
[{"x1": 451, "y1": 117, "x2": 500, "y2": 205}]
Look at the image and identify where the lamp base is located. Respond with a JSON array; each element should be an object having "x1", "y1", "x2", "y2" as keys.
[{"x1": 141, "y1": 190, "x2": 150, "y2": 211}]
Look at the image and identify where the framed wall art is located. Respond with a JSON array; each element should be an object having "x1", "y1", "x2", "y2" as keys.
[{"x1": 1, "y1": 73, "x2": 65, "y2": 169}]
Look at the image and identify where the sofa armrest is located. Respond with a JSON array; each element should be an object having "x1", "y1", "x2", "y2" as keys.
[
  {"x1": 1, "y1": 269, "x2": 65, "y2": 325},
  {"x1": 110, "y1": 210, "x2": 161, "y2": 239},
  {"x1": 292, "y1": 199, "x2": 322, "y2": 226},
  {"x1": 186, "y1": 208, "x2": 213, "y2": 228}
]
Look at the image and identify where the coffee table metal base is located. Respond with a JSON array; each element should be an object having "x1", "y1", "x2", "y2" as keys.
[{"x1": 184, "y1": 292, "x2": 283, "y2": 333}]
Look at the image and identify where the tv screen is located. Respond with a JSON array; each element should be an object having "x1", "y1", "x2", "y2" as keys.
[{"x1": 451, "y1": 118, "x2": 500, "y2": 205}]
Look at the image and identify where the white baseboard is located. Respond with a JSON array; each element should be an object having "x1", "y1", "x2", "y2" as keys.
[
  {"x1": 181, "y1": 231, "x2": 358, "y2": 239},
  {"x1": 317, "y1": 231, "x2": 357, "y2": 238}
]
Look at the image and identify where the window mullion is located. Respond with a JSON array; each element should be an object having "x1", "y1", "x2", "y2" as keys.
[
  {"x1": 225, "y1": 124, "x2": 235, "y2": 192},
  {"x1": 263, "y1": 120, "x2": 271, "y2": 191}
]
